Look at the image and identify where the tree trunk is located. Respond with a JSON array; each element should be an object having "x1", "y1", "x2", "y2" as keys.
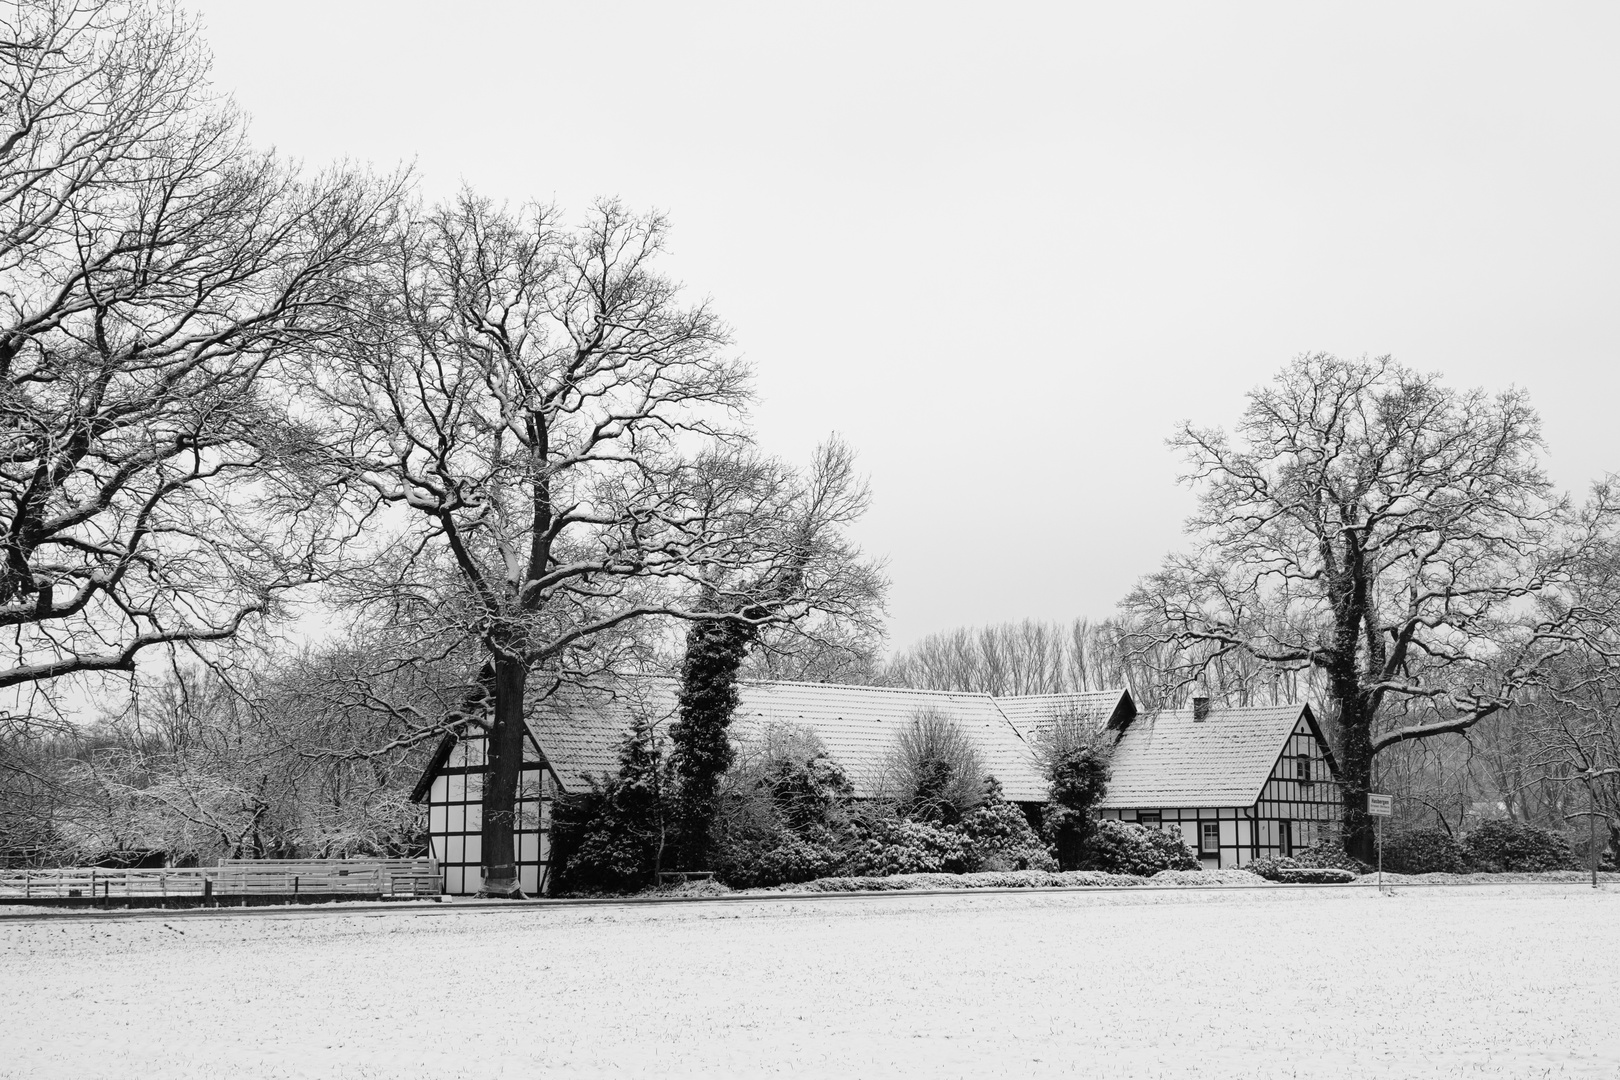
[
  {"x1": 1339, "y1": 712, "x2": 1375, "y2": 862},
  {"x1": 479, "y1": 654, "x2": 528, "y2": 898}
]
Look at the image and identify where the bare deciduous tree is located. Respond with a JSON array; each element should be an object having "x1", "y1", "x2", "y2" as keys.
[
  {"x1": 880, "y1": 616, "x2": 1253, "y2": 708},
  {"x1": 306, "y1": 193, "x2": 781, "y2": 896},
  {"x1": 0, "y1": 0, "x2": 400, "y2": 727},
  {"x1": 1123, "y1": 354, "x2": 1613, "y2": 856}
]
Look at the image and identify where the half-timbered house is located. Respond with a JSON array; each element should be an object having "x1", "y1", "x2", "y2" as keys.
[
  {"x1": 410, "y1": 678, "x2": 1055, "y2": 895},
  {"x1": 410, "y1": 680, "x2": 1340, "y2": 892},
  {"x1": 1093, "y1": 697, "x2": 1342, "y2": 868}
]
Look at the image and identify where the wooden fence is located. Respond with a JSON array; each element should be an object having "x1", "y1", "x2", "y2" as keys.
[{"x1": 0, "y1": 858, "x2": 442, "y2": 901}]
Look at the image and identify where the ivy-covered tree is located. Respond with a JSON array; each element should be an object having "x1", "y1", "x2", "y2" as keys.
[{"x1": 668, "y1": 439, "x2": 884, "y2": 868}]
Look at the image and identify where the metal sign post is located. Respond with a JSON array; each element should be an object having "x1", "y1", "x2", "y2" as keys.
[
  {"x1": 1368, "y1": 793, "x2": 1394, "y2": 891},
  {"x1": 1593, "y1": 778, "x2": 1600, "y2": 890}
]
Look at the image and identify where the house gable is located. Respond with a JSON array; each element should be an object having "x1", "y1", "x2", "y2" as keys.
[{"x1": 1251, "y1": 707, "x2": 1342, "y2": 854}]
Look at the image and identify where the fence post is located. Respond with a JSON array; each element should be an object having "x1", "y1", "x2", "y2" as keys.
[{"x1": 293, "y1": 875, "x2": 299, "y2": 898}]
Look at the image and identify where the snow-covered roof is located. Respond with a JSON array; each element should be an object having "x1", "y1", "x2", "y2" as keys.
[
  {"x1": 995, "y1": 689, "x2": 1137, "y2": 739},
  {"x1": 1098, "y1": 703, "x2": 1314, "y2": 809},
  {"x1": 521, "y1": 678, "x2": 1052, "y2": 802},
  {"x1": 525, "y1": 680, "x2": 682, "y2": 788},
  {"x1": 731, "y1": 682, "x2": 1048, "y2": 802}
]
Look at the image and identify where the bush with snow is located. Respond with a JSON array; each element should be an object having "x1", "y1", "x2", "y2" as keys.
[
  {"x1": 1150, "y1": 868, "x2": 1263, "y2": 886},
  {"x1": 710, "y1": 724, "x2": 857, "y2": 888},
  {"x1": 1250, "y1": 842, "x2": 1367, "y2": 882},
  {"x1": 1381, "y1": 828, "x2": 1472, "y2": 874},
  {"x1": 776, "y1": 869, "x2": 1150, "y2": 892},
  {"x1": 958, "y1": 786, "x2": 1057, "y2": 873},
  {"x1": 1463, "y1": 820, "x2": 1579, "y2": 873},
  {"x1": 1077, "y1": 819, "x2": 1199, "y2": 875},
  {"x1": 847, "y1": 817, "x2": 974, "y2": 876}
]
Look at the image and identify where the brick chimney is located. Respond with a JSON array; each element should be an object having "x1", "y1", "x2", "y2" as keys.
[{"x1": 1191, "y1": 689, "x2": 1211, "y2": 722}]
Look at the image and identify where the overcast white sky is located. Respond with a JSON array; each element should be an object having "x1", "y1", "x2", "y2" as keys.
[{"x1": 192, "y1": 1, "x2": 1620, "y2": 652}]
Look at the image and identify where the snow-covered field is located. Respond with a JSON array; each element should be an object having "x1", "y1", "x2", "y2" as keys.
[{"x1": 3, "y1": 885, "x2": 1617, "y2": 1079}]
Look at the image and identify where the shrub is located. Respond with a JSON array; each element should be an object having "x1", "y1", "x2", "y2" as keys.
[
  {"x1": 1078, "y1": 819, "x2": 1199, "y2": 876},
  {"x1": 1246, "y1": 854, "x2": 1299, "y2": 881},
  {"x1": 847, "y1": 817, "x2": 973, "y2": 876},
  {"x1": 1381, "y1": 828, "x2": 1473, "y2": 874},
  {"x1": 1247, "y1": 855, "x2": 1360, "y2": 883},
  {"x1": 1463, "y1": 819, "x2": 1579, "y2": 872},
  {"x1": 710, "y1": 723, "x2": 856, "y2": 888},
  {"x1": 959, "y1": 784, "x2": 1057, "y2": 872},
  {"x1": 551, "y1": 721, "x2": 674, "y2": 894},
  {"x1": 779, "y1": 869, "x2": 1150, "y2": 893},
  {"x1": 718, "y1": 833, "x2": 848, "y2": 889},
  {"x1": 1290, "y1": 842, "x2": 1371, "y2": 874},
  {"x1": 1033, "y1": 713, "x2": 1112, "y2": 870},
  {"x1": 1152, "y1": 868, "x2": 1265, "y2": 886},
  {"x1": 883, "y1": 709, "x2": 990, "y2": 826},
  {"x1": 1274, "y1": 866, "x2": 1358, "y2": 884}
]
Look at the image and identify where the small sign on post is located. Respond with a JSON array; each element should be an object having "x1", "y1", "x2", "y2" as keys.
[{"x1": 1368, "y1": 793, "x2": 1393, "y2": 891}]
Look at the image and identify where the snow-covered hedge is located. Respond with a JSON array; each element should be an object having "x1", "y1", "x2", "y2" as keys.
[
  {"x1": 1381, "y1": 828, "x2": 1472, "y2": 874},
  {"x1": 1463, "y1": 820, "x2": 1580, "y2": 873},
  {"x1": 771, "y1": 869, "x2": 1150, "y2": 893},
  {"x1": 1150, "y1": 869, "x2": 1265, "y2": 886}
]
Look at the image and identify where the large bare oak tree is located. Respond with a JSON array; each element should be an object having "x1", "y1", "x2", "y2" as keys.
[
  {"x1": 307, "y1": 193, "x2": 806, "y2": 896},
  {"x1": 1124, "y1": 354, "x2": 1615, "y2": 856},
  {"x1": 0, "y1": 0, "x2": 399, "y2": 729}
]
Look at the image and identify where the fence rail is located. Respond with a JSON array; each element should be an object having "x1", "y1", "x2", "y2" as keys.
[{"x1": 0, "y1": 858, "x2": 441, "y2": 901}]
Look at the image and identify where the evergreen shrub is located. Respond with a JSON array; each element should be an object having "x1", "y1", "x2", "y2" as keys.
[
  {"x1": 1033, "y1": 715, "x2": 1112, "y2": 870},
  {"x1": 551, "y1": 722, "x2": 673, "y2": 894},
  {"x1": 958, "y1": 783, "x2": 1057, "y2": 872},
  {"x1": 1381, "y1": 828, "x2": 1473, "y2": 874},
  {"x1": 1247, "y1": 855, "x2": 1359, "y2": 883},
  {"x1": 1078, "y1": 819, "x2": 1199, "y2": 876},
  {"x1": 1245, "y1": 854, "x2": 1297, "y2": 881},
  {"x1": 710, "y1": 723, "x2": 856, "y2": 888},
  {"x1": 1463, "y1": 819, "x2": 1579, "y2": 872},
  {"x1": 1271, "y1": 866, "x2": 1357, "y2": 883},
  {"x1": 847, "y1": 817, "x2": 973, "y2": 876},
  {"x1": 1290, "y1": 842, "x2": 1371, "y2": 873}
]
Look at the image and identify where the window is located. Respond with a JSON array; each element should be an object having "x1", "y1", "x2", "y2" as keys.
[
  {"x1": 1138, "y1": 811, "x2": 1161, "y2": 827},
  {"x1": 1200, "y1": 821, "x2": 1220, "y2": 854},
  {"x1": 1296, "y1": 754, "x2": 1311, "y2": 784}
]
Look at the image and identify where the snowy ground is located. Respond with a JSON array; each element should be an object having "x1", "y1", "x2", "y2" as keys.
[{"x1": 3, "y1": 884, "x2": 1617, "y2": 1079}]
